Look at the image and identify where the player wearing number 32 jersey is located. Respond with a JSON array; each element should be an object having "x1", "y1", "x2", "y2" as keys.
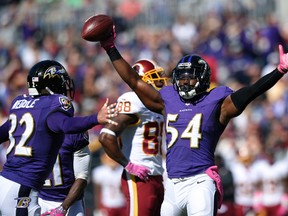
[
  {"x1": 0, "y1": 60, "x2": 117, "y2": 216},
  {"x1": 99, "y1": 59, "x2": 167, "y2": 216}
]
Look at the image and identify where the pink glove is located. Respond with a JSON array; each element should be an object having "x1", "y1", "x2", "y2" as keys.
[
  {"x1": 277, "y1": 44, "x2": 288, "y2": 74},
  {"x1": 125, "y1": 162, "x2": 149, "y2": 181},
  {"x1": 253, "y1": 191, "x2": 264, "y2": 212},
  {"x1": 205, "y1": 166, "x2": 223, "y2": 209},
  {"x1": 41, "y1": 206, "x2": 66, "y2": 216},
  {"x1": 100, "y1": 25, "x2": 116, "y2": 51}
]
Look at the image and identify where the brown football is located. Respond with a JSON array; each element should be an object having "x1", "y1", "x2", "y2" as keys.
[{"x1": 81, "y1": 14, "x2": 113, "y2": 42}]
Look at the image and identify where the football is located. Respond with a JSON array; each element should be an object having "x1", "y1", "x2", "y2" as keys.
[{"x1": 81, "y1": 14, "x2": 114, "y2": 42}]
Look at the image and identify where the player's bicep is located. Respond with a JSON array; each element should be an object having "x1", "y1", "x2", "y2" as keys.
[
  {"x1": 46, "y1": 111, "x2": 70, "y2": 133},
  {"x1": 219, "y1": 95, "x2": 240, "y2": 125}
]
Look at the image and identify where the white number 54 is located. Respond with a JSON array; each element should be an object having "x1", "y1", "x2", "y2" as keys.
[{"x1": 166, "y1": 113, "x2": 202, "y2": 149}]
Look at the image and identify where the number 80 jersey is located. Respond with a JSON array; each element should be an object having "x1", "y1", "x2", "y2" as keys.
[{"x1": 117, "y1": 91, "x2": 164, "y2": 176}]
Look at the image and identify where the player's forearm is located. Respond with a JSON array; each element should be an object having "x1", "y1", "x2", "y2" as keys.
[
  {"x1": 61, "y1": 178, "x2": 87, "y2": 211},
  {"x1": 231, "y1": 68, "x2": 283, "y2": 112},
  {"x1": 103, "y1": 147, "x2": 129, "y2": 167},
  {"x1": 106, "y1": 47, "x2": 139, "y2": 90},
  {"x1": 47, "y1": 112, "x2": 98, "y2": 133},
  {"x1": 99, "y1": 132, "x2": 129, "y2": 167}
]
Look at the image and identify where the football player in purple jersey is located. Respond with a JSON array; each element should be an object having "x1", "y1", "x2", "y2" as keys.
[
  {"x1": 0, "y1": 60, "x2": 117, "y2": 216},
  {"x1": 39, "y1": 132, "x2": 91, "y2": 216},
  {"x1": 92, "y1": 25, "x2": 288, "y2": 216}
]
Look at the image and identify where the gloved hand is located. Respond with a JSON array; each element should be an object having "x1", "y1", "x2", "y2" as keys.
[
  {"x1": 100, "y1": 25, "x2": 116, "y2": 51},
  {"x1": 277, "y1": 44, "x2": 288, "y2": 74},
  {"x1": 125, "y1": 161, "x2": 149, "y2": 181},
  {"x1": 41, "y1": 206, "x2": 66, "y2": 216},
  {"x1": 205, "y1": 166, "x2": 223, "y2": 209}
]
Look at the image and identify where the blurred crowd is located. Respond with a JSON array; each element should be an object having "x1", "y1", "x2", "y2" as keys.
[{"x1": 1, "y1": 0, "x2": 288, "y2": 215}]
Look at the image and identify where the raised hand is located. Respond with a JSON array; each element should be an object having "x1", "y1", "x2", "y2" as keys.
[
  {"x1": 97, "y1": 98, "x2": 118, "y2": 125},
  {"x1": 41, "y1": 206, "x2": 66, "y2": 216},
  {"x1": 100, "y1": 25, "x2": 116, "y2": 51},
  {"x1": 125, "y1": 162, "x2": 150, "y2": 181},
  {"x1": 277, "y1": 44, "x2": 288, "y2": 74}
]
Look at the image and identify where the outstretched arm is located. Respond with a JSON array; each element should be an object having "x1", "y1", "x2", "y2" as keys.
[
  {"x1": 110, "y1": 54, "x2": 164, "y2": 114},
  {"x1": 100, "y1": 28, "x2": 164, "y2": 114},
  {"x1": 47, "y1": 98, "x2": 118, "y2": 134},
  {"x1": 220, "y1": 44, "x2": 288, "y2": 125}
]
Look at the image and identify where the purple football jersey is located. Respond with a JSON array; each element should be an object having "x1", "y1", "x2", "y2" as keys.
[
  {"x1": 159, "y1": 85, "x2": 233, "y2": 178},
  {"x1": 38, "y1": 133, "x2": 89, "y2": 202},
  {"x1": 1, "y1": 94, "x2": 74, "y2": 190}
]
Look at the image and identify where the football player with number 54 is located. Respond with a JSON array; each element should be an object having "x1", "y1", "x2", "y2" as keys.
[{"x1": 96, "y1": 24, "x2": 288, "y2": 216}]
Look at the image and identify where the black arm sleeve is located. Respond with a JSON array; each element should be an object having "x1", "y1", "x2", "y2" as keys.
[{"x1": 231, "y1": 69, "x2": 284, "y2": 112}]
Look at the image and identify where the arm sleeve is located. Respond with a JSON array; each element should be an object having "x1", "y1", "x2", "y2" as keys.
[
  {"x1": 47, "y1": 112, "x2": 98, "y2": 134},
  {"x1": 73, "y1": 146, "x2": 91, "y2": 181},
  {"x1": 0, "y1": 120, "x2": 9, "y2": 143},
  {"x1": 231, "y1": 69, "x2": 283, "y2": 112}
]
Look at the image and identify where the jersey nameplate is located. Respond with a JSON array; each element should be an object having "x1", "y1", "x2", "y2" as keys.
[{"x1": 11, "y1": 99, "x2": 40, "y2": 109}]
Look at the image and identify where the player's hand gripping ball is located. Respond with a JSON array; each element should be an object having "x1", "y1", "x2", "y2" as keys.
[{"x1": 81, "y1": 14, "x2": 114, "y2": 42}]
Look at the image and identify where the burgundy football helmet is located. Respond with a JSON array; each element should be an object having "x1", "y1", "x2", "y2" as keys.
[{"x1": 132, "y1": 59, "x2": 167, "y2": 90}]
